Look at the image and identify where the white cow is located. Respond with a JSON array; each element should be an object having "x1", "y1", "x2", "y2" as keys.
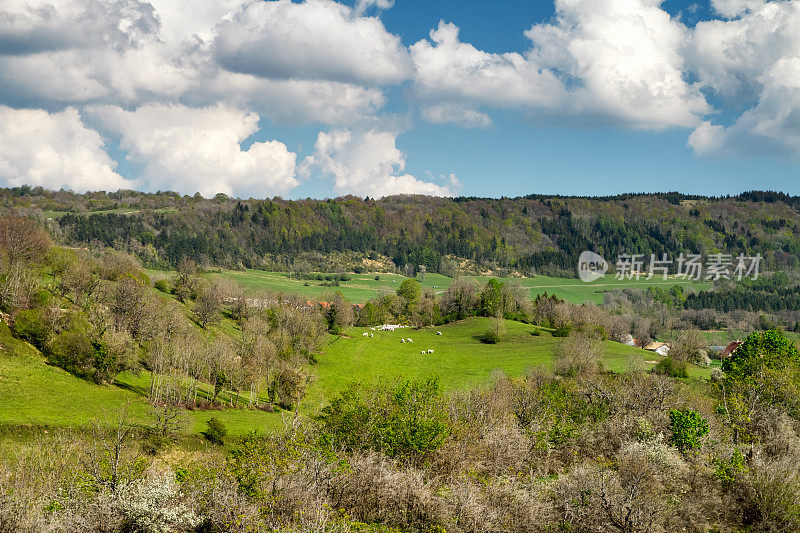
[
  {"x1": 362, "y1": 332, "x2": 369, "y2": 337},
  {"x1": 400, "y1": 339, "x2": 405, "y2": 343},
  {"x1": 407, "y1": 338, "x2": 413, "y2": 343},
  {"x1": 436, "y1": 331, "x2": 442, "y2": 336},
  {"x1": 427, "y1": 349, "x2": 434, "y2": 354},
  {"x1": 421, "y1": 350, "x2": 425, "y2": 355},
  {"x1": 369, "y1": 333, "x2": 374, "y2": 338}
]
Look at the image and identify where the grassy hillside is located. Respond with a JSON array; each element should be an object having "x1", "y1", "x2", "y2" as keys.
[
  {"x1": 0, "y1": 321, "x2": 280, "y2": 435},
  {"x1": 0, "y1": 316, "x2": 710, "y2": 438},
  {"x1": 190, "y1": 269, "x2": 711, "y2": 304}
]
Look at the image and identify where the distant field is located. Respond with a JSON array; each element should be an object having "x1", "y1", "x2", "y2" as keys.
[
  {"x1": 0, "y1": 317, "x2": 710, "y2": 438},
  {"x1": 195, "y1": 269, "x2": 711, "y2": 304},
  {"x1": 309, "y1": 318, "x2": 711, "y2": 407},
  {"x1": 40, "y1": 207, "x2": 179, "y2": 219}
]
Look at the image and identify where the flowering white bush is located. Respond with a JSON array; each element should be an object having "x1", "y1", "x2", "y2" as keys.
[{"x1": 116, "y1": 472, "x2": 200, "y2": 533}]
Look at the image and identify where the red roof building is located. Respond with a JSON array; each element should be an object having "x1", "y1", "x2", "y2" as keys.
[{"x1": 721, "y1": 341, "x2": 743, "y2": 358}]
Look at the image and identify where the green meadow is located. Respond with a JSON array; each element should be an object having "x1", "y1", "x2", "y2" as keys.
[
  {"x1": 191, "y1": 269, "x2": 711, "y2": 305},
  {"x1": 0, "y1": 316, "x2": 710, "y2": 438}
]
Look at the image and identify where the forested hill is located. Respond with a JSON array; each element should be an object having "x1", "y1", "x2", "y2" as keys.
[{"x1": 3, "y1": 187, "x2": 800, "y2": 276}]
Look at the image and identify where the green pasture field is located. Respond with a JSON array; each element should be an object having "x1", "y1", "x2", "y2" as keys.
[
  {"x1": 308, "y1": 317, "x2": 711, "y2": 409},
  {"x1": 0, "y1": 316, "x2": 710, "y2": 439},
  {"x1": 193, "y1": 269, "x2": 711, "y2": 305}
]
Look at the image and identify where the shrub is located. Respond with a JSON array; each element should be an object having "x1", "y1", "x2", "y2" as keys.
[
  {"x1": 153, "y1": 279, "x2": 169, "y2": 293},
  {"x1": 12, "y1": 308, "x2": 51, "y2": 348},
  {"x1": 318, "y1": 379, "x2": 450, "y2": 460},
  {"x1": 49, "y1": 330, "x2": 96, "y2": 376},
  {"x1": 202, "y1": 417, "x2": 227, "y2": 445},
  {"x1": 712, "y1": 449, "x2": 748, "y2": 486},
  {"x1": 116, "y1": 472, "x2": 200, "y2": 532},
  {"x1": 479, "y1": 329, "x2": 499, "y2": 344},
  {"x1": 269, "y1": 367, "x2": 307, "y2": 410},
  {"x1": 722, "y1": 329, "x2": 800, "y2": 381},
  {"x1": 668, "y1": 408, "x2": 709, "y2": 453},
  {"x1": 552, "y1": 324, "x2": 572, "y2": 337},
  {"x1": 652, "y1": 357, "x2": 688, "y2": 378},
  {"x1": 553, "y1": 335, "x2": 603, "y2": 377}
]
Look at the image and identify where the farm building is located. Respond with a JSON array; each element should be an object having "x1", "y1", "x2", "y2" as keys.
[
  {"x1": 721, "y1": 341, "x2": 743, "y2": 359},
  {"x1": 644, "y1": 341, "x2": 670, "y2": 356}
]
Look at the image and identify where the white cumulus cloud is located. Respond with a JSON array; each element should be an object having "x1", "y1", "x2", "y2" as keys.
[
  {"x1": 0, "y1": 105, "x2": 129, "y2": 191},
  {"x1": 89, "y1": 103, "x2": 298, "y2": 198},
  {"x1": 710, "y1": 0, "x2": 767, "y2": 17},
  {"x1": 410, "y1": 21, "x2": 564, "y2": 110},
  {"x1": 421, "y1": 103, "x2": 492, "y2": 128},
  {"x1": 526, "y1": 0, "x2": 709, "y2": 129},
  {"x1": 412, "y1": 0, "x2": 710, "y2": 130},
  {"x1": 688, "y1": 0, "x2": 800, "y2": 155},
  {"x1": 214, "y1": 0, "x2": 411, "y2": 85},
  {"x1": 304, "y1": 129, "x2": 452, "y2": 198}
]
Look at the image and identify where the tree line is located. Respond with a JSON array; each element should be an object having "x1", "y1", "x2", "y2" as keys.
[{"x1": 3, "y1": 187, "x2": 798, "y2": 277}]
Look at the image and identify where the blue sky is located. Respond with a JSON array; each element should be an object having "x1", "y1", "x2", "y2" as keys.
[{"x1": 0, "y1": 0, "x2": 798, "y2": 198}]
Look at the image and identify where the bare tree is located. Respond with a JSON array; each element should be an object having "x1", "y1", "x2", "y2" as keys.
[
  {"x1": 0, "y1": 216, "x2": 51, "y2": 266},
  {"x1": 111, "y1": 275, "x2": 149, "y2": 338},
  {"x1": 172, "y1": 259, "x2": 197, "y2": 302},
  {"x1": 440, "y1": 277, "x2": 481, "y2": 319},
  {"x1": 84, "y1": 403, "x2": 144, "y2": 492},
  {"x1": 194, "y1": 281, "x2": 223, "y2": 328}
]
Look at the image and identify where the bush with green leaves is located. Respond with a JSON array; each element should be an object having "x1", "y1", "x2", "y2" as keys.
[
  {"x1": 652, "y1": 357, "x2": 688, "y2": 378},
  {"x1": 202, "y1": 417, "x2": 227, "y2": 445},
  {"x1": 723, "y1": 329, "x2": 800, "y2": 379},
  {"x1": 719, "y1": 329, "x2": 800, "y2": 422},
  {"x1": 12, "y1": 308, "x2": 51, "y2": 349},
  {"x1": 153, "y1": 279, "x2": 169, "y2": 293},
  {"x1": 479, "y1": 329, "x2": 499, "y2": 344},
  {"x1": 552, "y1": 324, "x2": 572, "y2": 337},
  {"x1": 668, "y1": 408, "x2": 709, "y2": 453},
  {"x1": 318, "y1": 378, "x2": 450, "y2": 460},
  {"x1": 712, "y1": 449, "x2": 748, "y2": 486}
]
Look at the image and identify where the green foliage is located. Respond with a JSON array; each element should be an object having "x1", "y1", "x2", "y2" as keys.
[
  {"x1": 49, "y1": 330, "x2": 96, "y2": 376},
  {"x1": 396, "y1": 279, "x2": 421, "y2": 302},
  {"x1": 396, "y1": 278, "x2": 422, "y2": 319},
  {"x1": 269, "y1": 367, "x2": 307, "y2": 410},
  {"x1": 718, "y1": 330, "x2": 800, "y2": 435},
  {"x1": 653, "y1": 357, "x2": 689, "y2": 378},
  {"x1": 722, "y1": 329, "x2": 800, "y2": 380},
  {"x1": 552, "y1": 324, "x2": 572, "y2": 338},
  {"x1": 12, "y1": 308, "x2": 50, "y2": 349},
  {"x1": 480, "y1": 278, "x2": 504, "y2": 316},
  {"x1": 712, "y1": 449, "x2": 748, "y2": 486},
  {"x1": 668, "y1": 408, "x2": 709, "y2": 453},
  {"x1": 153, "y1": 279, "x2": 169, "y2": 293},
  {"x1": 227, "y1": 429, "x2": 315, "y2": 501},
  {"x1": 202, "y1": 417, "x2": 227, "y2": 445},
  {"x1": 318, "y1": 378, "x2": 451, "y2": 460},
  {"x1": 479, "y1": 329, "x2": 499, "y2": 344}
]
